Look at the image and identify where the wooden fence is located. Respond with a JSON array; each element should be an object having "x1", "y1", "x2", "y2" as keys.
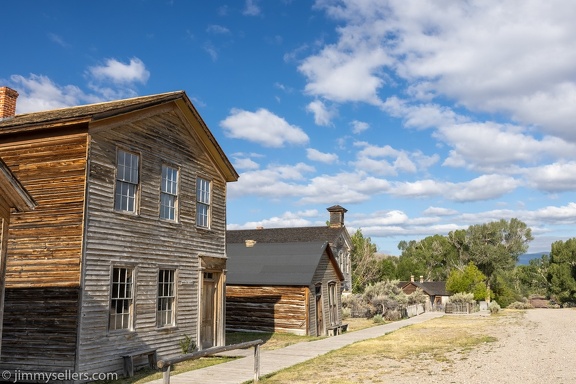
[
  {"x1": 444, "y1": 302, "x2": 478, "y2": 314},
  {"x1": 156, "y1": 339, "x2": 264, "y2": 384}
]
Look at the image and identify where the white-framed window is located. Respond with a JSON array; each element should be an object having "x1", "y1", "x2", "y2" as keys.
[
  {"x1": 114, "y1": 149, "x2": 139, "y2": 212},
  {"x1": 157, "y1": 269, "x2": 176, "y2": 327},
  {"x1": 160, "y1": 165, "x2": 179, "y2": 221},
  {"x1": 109, "y1": 267, "x2": 134, "y2": 331},
  {"x1": 196, "y1": 177, "x2": 211, "y2": 228}
]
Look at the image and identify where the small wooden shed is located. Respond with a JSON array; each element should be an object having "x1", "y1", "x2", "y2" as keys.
[
  {"x1": 400, "y1": 277, "x2": 450, "y2": 310},
  {"x1": 226, "y1": 241, "x2": 345, "y2": 336}
]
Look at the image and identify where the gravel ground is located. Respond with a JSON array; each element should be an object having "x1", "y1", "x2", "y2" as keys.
[{"x1": 394, "y1": 308, "x2": 576, "y2": 384}]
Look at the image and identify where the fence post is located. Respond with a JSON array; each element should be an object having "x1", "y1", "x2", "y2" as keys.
[
  {"x1": 254, "y1": 344, "x2": 260, "y2": 382},
  {"x1": 162, "y1": 365, "x2": 171, "y2": 384}
]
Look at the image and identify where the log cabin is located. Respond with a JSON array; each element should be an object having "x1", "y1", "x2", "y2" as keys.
[
  {"x1": 0, "y1": 87, "x2": 238, "y2": 380},
  {"x1": 226, "y1": 241, "x2": 345, "y2": 336},
  {"x1": 399, "y1": 275, "x2": 450, "y2": 311},
  {"x1": 227, "y1": 205, "x2": 353, "y2": 292}
]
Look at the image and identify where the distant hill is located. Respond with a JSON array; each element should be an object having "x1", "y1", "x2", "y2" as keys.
[{"x1": 518, "y1": 252, "x2": 549, "y2": 265}]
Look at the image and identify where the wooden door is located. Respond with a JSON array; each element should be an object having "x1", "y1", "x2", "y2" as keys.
[
  {"x1": 200, "y1": 272, "x2": 217, "y2": 349},
  {"x1": 315, "y1": 285, "x2": 323, "y2": 336}
]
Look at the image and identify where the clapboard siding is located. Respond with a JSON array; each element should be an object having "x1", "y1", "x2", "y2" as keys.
[
  {"x1": 226, "y1": 286, "x2": 308, "y2": 335},
  {"x1": 0, "y1": 287, "x2": 79, "y2": 373},
  {"x1": 0, "y1": 133, "x2": 87, "y2": 288},
  {"x1": 77, "y1": 108, "x2": 225, "y2": 375},
  {"x1": 308, "y1": 250, "x2": 342, "y2": 337}
]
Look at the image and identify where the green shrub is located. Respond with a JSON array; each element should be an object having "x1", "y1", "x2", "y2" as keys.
[
  {"x1": 488, "y1": 301, "x2": 501, "y2": 314},
  {"x1": 450, "y1": 292, "x2": 475, "y2": 304},
  {"x1": 507, "y1": 301, "x2": 533, "y2": 310},
  {"x1": 342, "y1": 307, "x2": 351, "y2": 319},
  {"x1": 372, "y1": 314, "x2": 385, "y2": 324},
  {"x1": 179, "y1": 334, "x2": 196, "y2": 354}
]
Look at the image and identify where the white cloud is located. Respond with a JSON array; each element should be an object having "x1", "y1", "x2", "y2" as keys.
[
  {"x1": 312, "y1": 0, "x2": 576, "y2": 143},
  {"x1": 88, "y1": 57, "x2": 150, "y2": 84},
  {"x1": 9, "y1": 74, "x2": 102, "y2": 113},
  {"x1": 306, "y1": 100, "x2": 336, "y2": 126},
  {"x1": 220, "y1": 108, "x2": 309, "y2": 147},
  {"x1": 350, "y1": 120, "x2": 369, "y2": 134},
  {"x1": 423, "y1": 207, "x2": 458, "y2": 217},
  {"x1": 388, "y1": 174, "x2": 520, "y2": 202},
  {"x1": 206, "y1": 25, "x2": 230, "y2": 34},
  {"x1": 524, "y1": 162, "x2": 576, "y2": 193},
  {"x1": 306, "y1": 148, "x2": 338, "y2": 164},
  {"x1": 243, "y1": 0, "x2": 261, "y2": 16}
]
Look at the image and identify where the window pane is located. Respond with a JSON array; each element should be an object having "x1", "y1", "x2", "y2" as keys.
[
  {"x1": 109, "y1": 267, "x2": 133, "y2": 331},
  {"x1": 115, "y1": 150, "x2": 139, "y2": 213},
  {"x1": 196, "y1": 178, "x2": 210, "y2": 228},
  {"x1": 157, "y1": 269, "x2": 175, "y2": 327},
  {"x1": 160, "y1": 166, "x2": 178, "y2": 220}
]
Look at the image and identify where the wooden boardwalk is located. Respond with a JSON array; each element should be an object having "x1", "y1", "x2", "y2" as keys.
[{"x1": 148, "y1": 312, "x2": 445, "y2": 384}]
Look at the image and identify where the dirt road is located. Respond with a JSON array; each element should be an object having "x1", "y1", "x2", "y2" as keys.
[{"x1": 396, "y1": 308, "x2": 576, "y2": 384}]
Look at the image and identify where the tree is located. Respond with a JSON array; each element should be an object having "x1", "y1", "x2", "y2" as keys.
[
  {"x1": 397, "y1": 235, "x2": 458, "y2": 281},
  {"x1": 446, "y1": 262, "x2": 487, "y2": 300},
  {"x1": 350, "y1": 229, "x2": 380, "y2": 293},
  {"x1": 515, "y1": 254, "x2": 550, "y2": 297},
  {"x1": 463, "y1": 218, "x2": 533, "y2": 290},
  {"x1": 547, "y1": 239, "x2": 576, "y2": 305}
]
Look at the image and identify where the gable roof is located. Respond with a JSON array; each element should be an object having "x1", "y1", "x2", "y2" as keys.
[
  {"x1": 0, "y1": 157, "x2": 36, "y2": 212},
  {"x1": 227, "y1": 226, "x2": 349, "y2": 244},
  {"x1": 226, "y1": 241, "x2": 344, "y2": 286},
  {"x1": 405, "y1": 281, "x2": 449, "y2": 296},
  {"x1": 0, "y1": 91, "x2": 238, "y2": 182}
]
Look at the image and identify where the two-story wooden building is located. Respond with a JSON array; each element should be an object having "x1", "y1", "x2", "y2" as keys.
[{"x1": 0, "y1": 87, "x2": 238, "y2": 378}]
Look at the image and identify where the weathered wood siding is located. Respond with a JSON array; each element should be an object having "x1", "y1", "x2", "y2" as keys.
[
  {"x1": 226, "y1": 286, "x2": 308, "y2": 335},
  {"x1": 77, "y1": 106, "x2": 228, "y2": 375},
  {"x1": 1, "y1": 288, "x2": 79, "y2": 373},
  {"x1": 308, "y1": 250, "x2": 342, "y2": 337},
  {"x1": 0, "y1": 132, "x2": 87, "y2": 374},
  {"x1": 0, "y1": 133, "x2": 88, "y2": 287}
]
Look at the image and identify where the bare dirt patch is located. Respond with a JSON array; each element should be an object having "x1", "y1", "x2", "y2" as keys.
[{"x1": 258, "y1": 309, "x2": 576, "y2": 384}]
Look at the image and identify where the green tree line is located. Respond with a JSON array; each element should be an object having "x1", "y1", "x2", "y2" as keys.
[{"x1": 350, "y1": 218, "x2": 576, "y2": 307}]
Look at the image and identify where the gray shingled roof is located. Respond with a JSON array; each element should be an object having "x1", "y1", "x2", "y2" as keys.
[
  {"x1": 408, "y1": 281, "x2": 449, "y2": 296},
  {"x1": 227, "y1": 226, "x2": 345, "y2": 244},
  {"x1": 226, "y1": 241, "x2": 341, "y2": 286}
]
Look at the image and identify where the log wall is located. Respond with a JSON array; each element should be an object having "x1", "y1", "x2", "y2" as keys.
[{"x1": 226, "y1": 286, "x2": 308, "y2": 335}]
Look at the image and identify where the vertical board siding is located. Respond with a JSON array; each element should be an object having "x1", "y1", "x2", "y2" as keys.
[
  {"x1": 226, "y1": 286, "x2": 308, "y2": 335},
  {"x1": 77, "y1": 109, "x2": 227, "y2": 375}
]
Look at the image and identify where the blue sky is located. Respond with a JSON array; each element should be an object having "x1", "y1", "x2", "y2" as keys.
[{"x1": 2, "y1": 0, "x2": 576, "y2": 255}]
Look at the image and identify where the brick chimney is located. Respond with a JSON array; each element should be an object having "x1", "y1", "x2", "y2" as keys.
[
  {"x1": 410, "y1": 275, "x2": 414, "y2": 282},
  {"x1": 0, "y1": 87, "x2": 19, "y2": 119},
  {"x1": 420, "y1": 275, "x2": 424, "y2": 283},
  {"x1": 327, "y1": 205, "x2": 347, "y2": 228}
]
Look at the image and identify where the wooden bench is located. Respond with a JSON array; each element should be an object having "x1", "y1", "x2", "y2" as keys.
[
  {"x1": 327, "y1": 323, "x2": 348, "y2": 336},
  {"x1": 122, "y1": 348, "x2": 157, "y2": 377}
]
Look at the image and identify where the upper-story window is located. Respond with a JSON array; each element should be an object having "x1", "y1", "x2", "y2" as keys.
[
  {"x1": 115, "y1": 149, "x2": 139, "y2": 213},
  {"x1": 160, "y1": 165, "x2": 179, "y2": 221},
  {"x1": 196, "y1": 177, "x2": 211, "y2": 228}
]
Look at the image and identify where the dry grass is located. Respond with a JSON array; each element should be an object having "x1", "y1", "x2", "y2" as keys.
[{"x1": 255, "y1": 313, "x2": 510, "y2": 384}]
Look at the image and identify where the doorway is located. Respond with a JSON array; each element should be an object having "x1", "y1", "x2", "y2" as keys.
[{"x1": 315, "y1": 284, "x2": 323, "y2": 336}]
